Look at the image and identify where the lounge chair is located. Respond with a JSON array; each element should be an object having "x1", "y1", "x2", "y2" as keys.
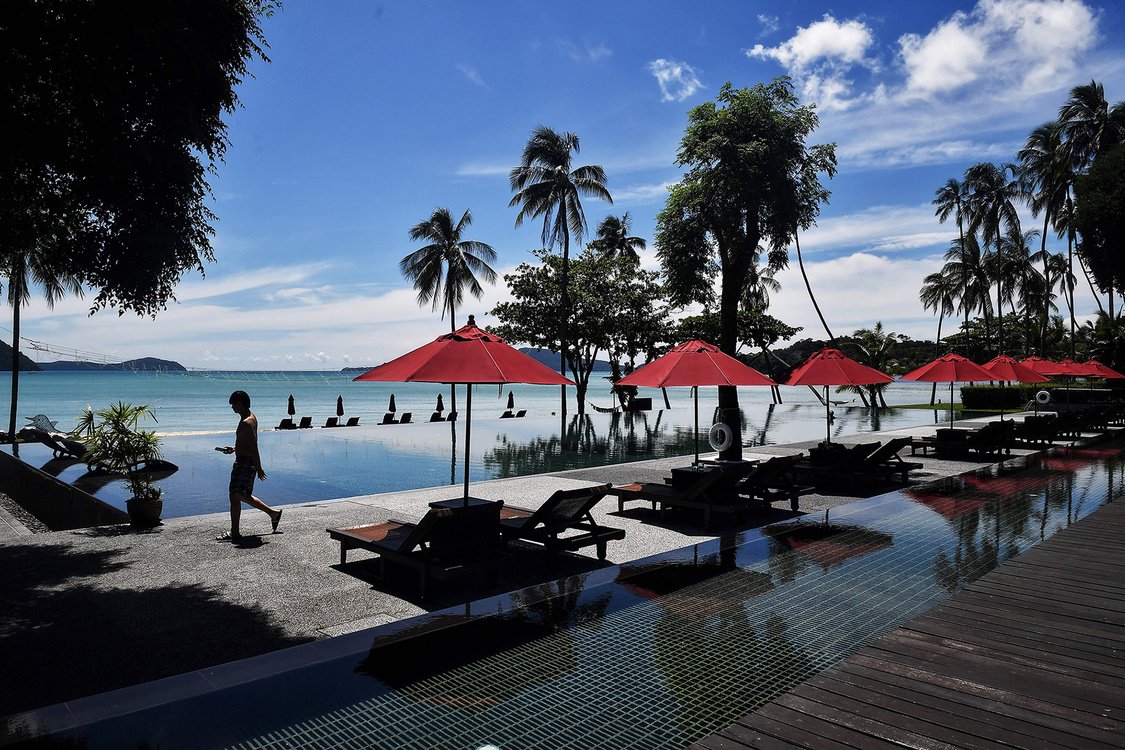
[
  {"x1": 276, "y1": 418, "x2": 296, "y2": 430},
  {"x1": 323, "y1": 417, "x2": 339, "y2": 428},
  {"x1": 297, "y1": 416, "x2": 313, "y2": 429},
  {"x1": 40, "y1": 431, "x2": 87, "y2": 459},
  {"x1": 499, "y1": 484, "x2": 624, "y2": 560},
  {"x1": 429, "y1": 411, "x2": 444, "y2": 422},
  {"x1": 611, "y1": 462, "x2": 758, "y2": 529},
  {"x1": 515, "y1": 409, "x2": 527, "y2": 418},
  {"x1": 791, "y1": 442, "x2": 882, "y2": 487},
  {"x1": 735, "y1": 454, "x2": 813, "y2": 511},
  {"x1": 344, "y1": 416, "x2": 361, "y2": 427},
  {"x1": 500, "y1": 410, "x2": 514, "y2": 419},
  {"x1": 399, "y1": 412, "x2": 412, "y2": 424},
  {"x1": 856, "y1": 436, "x2": 924, "y2": 483},
  {"x1": 326, "y1": 502, "x2": 505, "y2": 599},
  {"x1": 380, "y1": 412, "x2": 398, "y2": 425},
  {"x1": 447, "y1": 411, "x2": 457, "y2": 422}
]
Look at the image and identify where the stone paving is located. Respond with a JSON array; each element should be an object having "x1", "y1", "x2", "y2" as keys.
[{"x1": 0, "y1": 413, "x2": 1051, "y2": 717}]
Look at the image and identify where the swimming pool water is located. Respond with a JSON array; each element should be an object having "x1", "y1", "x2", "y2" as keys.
[{"x1": 8, "y1": 438, "x2": 1121, "y2": 748}]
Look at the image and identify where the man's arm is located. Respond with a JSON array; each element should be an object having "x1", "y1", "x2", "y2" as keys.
[{"x1": 247, "y1": 421, "x2": 267, "y2": 480}]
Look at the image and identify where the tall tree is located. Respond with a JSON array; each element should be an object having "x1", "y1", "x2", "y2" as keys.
[
  {"x1": 1075, "y1": 144, "x2": 1125, "y2": 301},
  {"x1": 655, "y1": 78, "x2": 836, "y2": 458},
  {"x1": 941, "y1": 235, "x2": 992, "y2": 341},
  {"x1": 965, "y1": 162, "x2": 1023, "y2": 355},
  {"x1": 1018, "y1": 120, "x2": 1072, "y2": 354},
  {"x1": 509, "y1": 126, "x2": 612, "y2": 417},
  {"x1": 919, "y1": 271, "x2": 958, "y2": 404},
  {"x1": 1, "y1": 0, "x2": 274, "y2": 445},
  {"x1": 932, "y1": 178, "x2": 970, "y2": 327},
  {"x1": 587, "y1": 213, "x2": 646, "y2": 265},
  {"x1": 400, "y1": 207, "x2": 497, "y2": 418}
]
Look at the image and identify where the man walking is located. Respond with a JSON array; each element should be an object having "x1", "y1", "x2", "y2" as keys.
[{"x1": 218, "y1": 390, "x2": 282, "y2": 541}]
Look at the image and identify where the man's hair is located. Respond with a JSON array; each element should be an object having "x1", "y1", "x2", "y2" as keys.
[{"x1": 229, "y1": 390, "x2": 251, "y2": 409}]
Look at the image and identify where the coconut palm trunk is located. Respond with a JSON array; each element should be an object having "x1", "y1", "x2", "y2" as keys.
[
  {"x1": 8, "y1": 294, "x2": 21, "y2": 454},
  {"x1": 795, "y1": 230, "x2": 834, "y2": 343}
]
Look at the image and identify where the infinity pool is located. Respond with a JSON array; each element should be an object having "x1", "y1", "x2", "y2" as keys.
[{"x1": 7, "y1": 437, "x2": 1120, "y2": 748}]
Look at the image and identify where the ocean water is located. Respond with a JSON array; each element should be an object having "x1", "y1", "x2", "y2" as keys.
[{"x1": 3, "y1": 371, "x2": 964, "y2": 518}]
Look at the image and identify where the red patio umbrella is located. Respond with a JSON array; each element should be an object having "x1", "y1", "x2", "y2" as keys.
[
  {"x1": 354, "y1": 316, "x2": 573, "y2": 501},
  {"x1": 785, "y1": 348, "x2": 892, "y2": 444},
  {"x1": 1083, "y1": 359, "x2": 1125, "y2": 379},
  {"x1": 1020, "y1": 356, "x2": 1063, "y2": 376},
  {"x1": 1052, "y1": 358, "x2": 1099, "y2": 377},
  {"x1": 981, "y1": 354, "x2": 1049, "y2": 421},
  {"x1": 616, "y1": 339, "x2": 776, "y2": 464},
  {"x1": 901, "y1": 353, "x2": 994, "y2": 428}
]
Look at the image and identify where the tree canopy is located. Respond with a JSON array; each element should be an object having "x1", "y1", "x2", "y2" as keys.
[
  {"x1": 0, "y1": 0, "x2": 275, "y2": 316},
  {"x1": 491, "y1": 248, "x2": 666, "y2": 413},
  {"x1": 1075, "y1": 143, "x2": 1125, "y2": 297}
]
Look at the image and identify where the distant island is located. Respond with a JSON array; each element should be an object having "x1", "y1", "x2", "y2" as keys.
[{"x1": 36, "y1": 357, "x2": 186, "y2": 372}]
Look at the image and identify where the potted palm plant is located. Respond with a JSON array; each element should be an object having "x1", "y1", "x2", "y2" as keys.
[{"x1": 72, "y1": 402, "x2": 165, "y2": 526}]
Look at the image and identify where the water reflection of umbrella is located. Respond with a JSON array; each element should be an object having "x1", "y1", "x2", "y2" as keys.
[
  {"x1": 784, "y1": 348, "x2": 892, "y2": 444},
  {"x1": 354, "y1": 316, "x2": 572, "y2": 501},
  {"x1": 287, "y1": 394, "x2": 295, "y2": 416},
  {"x1": 905, "y1": 486, "x2": 991, "y2": 522},
  {"x1": 619, "y1": 560, "x2": 773, "y2": 621},
  {"x1": 336, "y1": 395, "x2": 344, "y2": 417},
  {"x1": 901, "y1": 353, "x2": 994, "y2": 428},
  {"x1": 617, "y1": 339, "x2": 776, "y2": 464},
  {"x1": 762, "y1": 519, "x2": 894, "y2": 571}
]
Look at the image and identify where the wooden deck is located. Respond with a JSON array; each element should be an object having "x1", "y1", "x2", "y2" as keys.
[{"x1": 692, "y1": 499, "x2": 1125, "y2": 750}]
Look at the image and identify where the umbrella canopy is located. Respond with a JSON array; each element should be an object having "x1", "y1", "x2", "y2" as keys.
[
  {"x1": 1082, "y1": 359, "x2": 1125, "y2": 379},
  {"x1": 336, "y1": 395, "x2": 345, "y2": 417},
  {"x1": 981, "y1": 355, "x2": 1049, "y2": 383},
  {"x1": 355, "y1": 317, "x2": 573, "y2": 500},
  {"x1": 901, "y1": 353, "x2": 993, "y2": 428},
  {"x1": 1053, "y1": 358, "x2": 1099, "y2": 376},
  {"x1": 617, "y1": 340, "x2": 776, "y2": 463},
  {"x1": 784, "y1": 348, "x2": 891, "y2": 444},
  {"x1": 287, "y1": 394, "x2": 295, "y2": 416},
  {"x1": 1020, "y1": 356, "x2": 1062, "y2": 376}
]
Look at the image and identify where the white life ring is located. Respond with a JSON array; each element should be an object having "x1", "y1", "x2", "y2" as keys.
[
  {"x1": 1036, "y1": 390, "x2": 1051, "y2": 405},
  {"x1": 708, "y1": 422, "x2": 734, "y2": 452}
]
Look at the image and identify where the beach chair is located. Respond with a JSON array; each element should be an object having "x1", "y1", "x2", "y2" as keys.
[
  {"x1": 326, "y1": 502, "x2": 505, "y2": 599},
  {"x1": 515, "y1": 409, "x2": 527, "y2": 418},
  {"x1": 447, "y1": 411, "x2": 457, "y2": 422},
  {"x1": 429, "y1": 411, "x2": 444, "y2": 422},
  {"x1": 380, "y1": 412, "x2": 398, "y2": 425},
  {"x1": 297, "y1": 416, "x2": 313, "y2": 429},
  {"x1": 344, "y1": 416, "x2": 361, "y2": 427},
  {"x1": 500, "y1": 410, "x2": 514, "y2": 419},
  {"x1": 610, "y1": 462, "x2": 756, "y2": 529},
  {"x1": 39, "y1": 431, "x2": 87, "y2": 460},
  {"x1": 857, "y1": 436, "x2": 924, "y2": 483},
  {"x1": 323, "y1": 417, "x2": 339, "y2": 428},
  {"x1": 276, "y1": 418, "x2": 296, "y2": 430},
  {"x1": 399, "y1": 412, "x2": 412, "y2": 424},
  {"x1": 499, "y1": 484, "x2": 624, "y2": 560},
  {"x1": 791, "y1": 442, "x2": 882, "y2": 489},
  {"x1": 735, "y1": 454, "x2": 813, "y2": 511}
]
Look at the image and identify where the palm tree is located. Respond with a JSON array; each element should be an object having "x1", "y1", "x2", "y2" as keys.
[
  {"x1": 4, "y1": 249, "x2": 84, "y2": 448},
  {"x1": 841, "y1": 322, "x2": 900, "y2": 408},
  {"x1": 1058, "y1": 80, "x2": 1125, "y2": 167},
  {"x1": 509, "y1": 126, "x2": 612, "y2": 415},
  {"x1": 965, "y1": 162, "x2": 1023, "y2": 355},
  {"x1": 920, "y1": 271, "x2": 958, "y2": 403},
  {"x1": 588, "y1": 212, "x2": 645, "y2": 265},
  {"x1": 997, "y1": 228, "x2": 1042, "y2": 354},
  {"x1": 932, "y1": 179, "x2": 970, "y2": 320},
  {"x1": 942, "y1": 235, "x2": 991, "y2": 341},
  {"x1": 400, "y1": 207, "x2": 497, "y2": 415},
  {"x1": 1018, "y1": 119, "x2": 1072, "y2": 355}
]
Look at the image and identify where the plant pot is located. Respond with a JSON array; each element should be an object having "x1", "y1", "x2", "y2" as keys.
[{"x1": 127, "y1": 497, "x2": 163, "y2": 527}]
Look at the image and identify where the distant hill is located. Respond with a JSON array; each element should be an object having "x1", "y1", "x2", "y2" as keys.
[
  {"x1": 0, "y1": 341, "x2": 41, "y2": 371},
  {"x1": 518, "y1": 347, "x2": 612, "y2": 372},
  {"x1": 37, "y1": 357, "x2": 186, "y2": 372}
]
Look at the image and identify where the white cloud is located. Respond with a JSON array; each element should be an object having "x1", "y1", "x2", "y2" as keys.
[
  {"x1": 557, "y1": 39, "x2": 612, "y2": 63},
  {"x1": 647, "y1": 58, "x2": 703, "y2": 102},
  {"x1": 798, "y1": 204, "x2": 949, "y2": 254},
  {"x1": 757, "y1": 14, "x2": 779, "y2": 37},
  {"x1": 612, "y1": 181, "x2": 673, "y2": 204},
  {"x1": 456, "y1": 63, "x2": 488, "y2": 88},
  {"x1": 748, "y1": 14, "x2": 876, "y2": 110}
]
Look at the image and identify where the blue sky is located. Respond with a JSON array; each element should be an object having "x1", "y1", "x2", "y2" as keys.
[{"x1": 17, "y1": 0, "x2": 1125, "y2": 369}]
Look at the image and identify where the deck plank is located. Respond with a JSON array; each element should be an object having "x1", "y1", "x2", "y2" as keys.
[{"x1": 694, "y1": 496, "x2": 1125, "y2": 749}]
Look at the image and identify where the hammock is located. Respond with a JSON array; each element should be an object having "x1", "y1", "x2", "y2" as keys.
[{"x1": 588, "y1": 401, "x2": 621, "y2": 414}]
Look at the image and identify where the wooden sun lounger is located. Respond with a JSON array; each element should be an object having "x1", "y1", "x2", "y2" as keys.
[
  {"x1": 276, "y1": 418, "x2": 296, "y2": 430},
  {"x1": 327, "y1": 502, "x2": 504, "y2": 598},
  {"x1": 610, "y1": 462, "x2": 759, "y2": 529},
  {"x1": 344, "y1": 416, "x2": 360, "y2": 427},
  {"x1": 735, "y1": 454, "x2": 813, "y2": 511},
  {"x1": 499, "y1": 484, "x2": 623, "y2": 560},
  {"x1": 323, "y1": 416, "x2": 339, "y2": 428},
  {"x1": 297, "y1": 416, "x2": 313, "y2": 429}
]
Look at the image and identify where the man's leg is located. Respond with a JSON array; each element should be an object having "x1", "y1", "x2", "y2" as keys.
[
  {"x1": 236, "y1": 491, "x2": 282, "y2": 530},
  {"x1": 228, "y1": 491, "x2": 243, "y2": 538}
]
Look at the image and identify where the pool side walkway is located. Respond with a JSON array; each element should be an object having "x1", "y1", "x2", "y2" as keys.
[
  {"x1": 692, "y1": 496, "x2": 1125, "y2": 750},
  {"x1": 0, "y1": 413, "x2": 1081, "y2": 718}
]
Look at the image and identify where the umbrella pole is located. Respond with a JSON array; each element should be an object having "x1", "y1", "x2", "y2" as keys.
[
  {"x1": 950, "y1": 382, "x2": 955, "y2": 427},
  {"x1": 693, "y1": 386, "x2": 699, "y2": 466},
  {"x1": 825, "y1": 386, "x2": 830, "y2": 444},
  {"x1": 463, "y1": 384, "x2": 472, "y2": 503}
]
